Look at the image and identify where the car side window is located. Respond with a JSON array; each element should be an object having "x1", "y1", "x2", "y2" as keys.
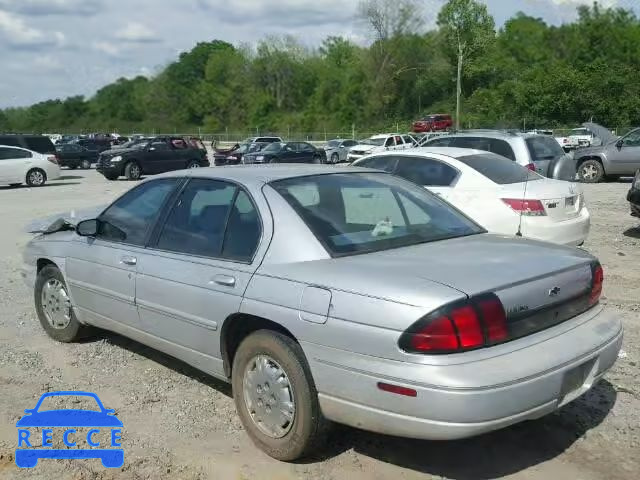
[
  {"x1": 385, "y1": 137, "x2": 395, "y2": 147},
  {"x1": 0, "y1": 147, "x2": 31, "y2": 159},
  {"x1": 344, "y1": 140, "x2": 357, "y2": 147},
  {"x1": 488, "y1": 139, "x2": 516, "y2": 161},
  {"x1": 622, "y1": 130, "x2": 640, "y2": 147},
  {"x1": 150, "y1": 141, "x2": 169, "y2": 151},
  {"x1": 222, "y1": 190, "x2": 262, "y2": 262},
  {"x1": 356, "y1": 156, "x2": 398, "y2": 173},
  {"x1": 300, "y1": 143, "x2": 314, "y2": 153},
  {"x1": 451, "y1": 137, "x2": 491, "y2": 151},
  {"x1": 425, "y1": 137, "x2": 453, "y2": 147},
  {"x1": 97, "y1": 179, "x2": 178, "y2": 246},
  {"x1": 395, "y1": 157, "x2": 458, "y2": 187}
]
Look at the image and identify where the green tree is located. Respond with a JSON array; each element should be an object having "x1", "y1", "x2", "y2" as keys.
[{"x1": 437, "y1": 0, "x2": 495, "y2": 130}]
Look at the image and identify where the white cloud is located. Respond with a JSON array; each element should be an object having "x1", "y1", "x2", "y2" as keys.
[
  {"x1": 92, "y1": 41, "x2": 120, "y2": 57},
  {"x1": 0, "y1": 0, "x2": 102, "y2": 16},
  {"x1": 33, "y1": 55, "x2": 63, "y2": 70},
  {"x1": 0, "y1": 10, "x2": 63, "y2": 47},
  {"x1": 114, "y1": 22, "x2": 160, "y2": 43}
]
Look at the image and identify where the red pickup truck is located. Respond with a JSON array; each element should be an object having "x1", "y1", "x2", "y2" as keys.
[{"x1": 412, "y1": 114, "x2": 453, "y2": 133}]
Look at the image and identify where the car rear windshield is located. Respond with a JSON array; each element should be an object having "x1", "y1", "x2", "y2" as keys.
[
  {"x1": 525, "y1": 136, "x2": 564, "y2": 161},
  {"x1": 271, "y1": 173, "x2": 483, "y2": 257},
  {"x1": 24, "y1": 136, "x2": 56, "y2": 154},
  {"x1": 457, "y1": 153, "x2": 541, "y2": 184}
]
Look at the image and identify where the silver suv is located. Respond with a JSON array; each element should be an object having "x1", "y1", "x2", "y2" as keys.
[{"x1": 422, "y1": 130, "x2": 576, "y2": 181}]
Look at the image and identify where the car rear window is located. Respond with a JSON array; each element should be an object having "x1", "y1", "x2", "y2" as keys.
[
  {"x1": 271, "y1": 173, "x2": 483, "y2": 257},
  {"x1": 0, "y1": 136, "x2": 22, "y2": 148},
  {"x1": 457, "y1": 153, "x2": 541, "y2": 184},
  {"x1": 525, "y1": 136, "x2": 564, "y2": 161},
  {"x1": 23, "y1": 136, "x2": 56, "y2": 154}
]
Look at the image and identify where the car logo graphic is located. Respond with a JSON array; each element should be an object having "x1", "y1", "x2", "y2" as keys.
[
  {"x1": 548, "y1": 287, "x2": 561, "y2": 297},
  {"x1": 15, "y1": 391, "x2": 123, "y2": 468}
]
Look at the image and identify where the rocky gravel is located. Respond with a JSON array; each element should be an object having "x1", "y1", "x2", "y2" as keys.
[{"x1": 0, "y1": 170, "x2": 637, "y2": 479}]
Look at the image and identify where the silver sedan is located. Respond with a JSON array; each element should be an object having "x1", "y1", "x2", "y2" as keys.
[{"x1": 22, "y1": 165, "x2": 622, "y2": 461}]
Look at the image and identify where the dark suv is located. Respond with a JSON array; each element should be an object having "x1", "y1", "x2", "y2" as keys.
[
  {"x1": 0, "y1": 134, "x2": 56, "y2": 155},
  {"x1": 97, "y1": 137, "x2": 209, "y2": 181}
]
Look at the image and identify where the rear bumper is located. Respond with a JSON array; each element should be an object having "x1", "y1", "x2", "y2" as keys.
[
  {"x1": 521, "y1": 208, "x2": 590, "y2": 246},
  {"x1": 306, "y1": 305, "x2": 622, "y2": 440}
]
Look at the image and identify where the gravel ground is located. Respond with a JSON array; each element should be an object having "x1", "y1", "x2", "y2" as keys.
[{"x1": 0, "y1": 170, "x2": 638, "y2": 480}]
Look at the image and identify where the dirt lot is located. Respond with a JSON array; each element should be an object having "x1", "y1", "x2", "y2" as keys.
[{"x1": 0, "y1": 170, "x2": 638, "y2": 480}]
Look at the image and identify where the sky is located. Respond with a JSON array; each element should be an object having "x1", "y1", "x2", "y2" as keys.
[{"x1": 0, "y1": 0, "x2": 638, "y2": 108}]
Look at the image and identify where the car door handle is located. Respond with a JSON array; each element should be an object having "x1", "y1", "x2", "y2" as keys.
[
  {"x1": 120, "y1": 256, "x2": 137, "y2": 266},
  {"x1": 212, "y1": 275, "x2": 236, "y2": 287}
]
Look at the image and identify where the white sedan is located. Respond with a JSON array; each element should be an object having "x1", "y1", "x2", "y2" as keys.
[
  {"x1": 0, "y1": 145, "x2": 61, "y2": 187},
  {"x1": 353, "y1": 147, "x2": 590, "y2": 246},
  {"x1": 346, "y1": 133, "x2": 415, "y2": 162}
]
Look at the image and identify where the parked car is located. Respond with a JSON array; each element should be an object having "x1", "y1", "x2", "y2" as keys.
[
  {"x1": 213, "y1": 142, "x2": 268, "y2": 166},
  {"x1": 0, "y1": 134, "x2": 56, "y2": 155},
  {"x1": 243, "y1": 142, "x2": 326, "y2": 164},
  {"x1": 575, "y1": 123, "x2": 640, "y2": 183},
  {"x1": 0, "y1": 145, "x2": 60, "y2": 187},
  {"x1": 412, "y1": 114, "x2": 453, "y2": 133},
  {"x1": 627, "y1": 170, "x2": 640, "y2": 217},
  {"x1": 347, "y1": 134, "x2": 416, "y2": 161},
  {"x1": 324, "y1": 139, "x2": 358, "y2": 164},
  {"x1": 75, "y1": 138, "x2": 112, "y2": 154},
  {"x1": 242, "y1": 136, "x2": 283, "y2": 144},
  {"x1": 23, "y1": 165, "x2": 621, "y2": 461},
  {"x1": 55, "y1": 143, "x2": 98, "y2": 169},
  {"x1": 423, "y1": 130, "x2": 576, "y2": 181},
  {"x1": 96, "y1": 136, "x2": 208, "y2": 181},
  {"x1": 353, "y1": 147, "x2": 590, "y2": 246}
]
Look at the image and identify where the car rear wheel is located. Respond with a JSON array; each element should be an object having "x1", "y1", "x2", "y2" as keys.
[
  {"x1": 578, "y1": 159, "x2": 604, "y2": 183},
  {"x1": 26, "y1": 169, "x2": 46, "y2": 187},
  {"x1": 187, "y1": 160, "x2": 201, "y2": 169},
  {"x1": 81, "y1": 159, "x2": 91, "y2": 169},
  {"x1": 232, "y1": 330, "x2": 330, "y2": 461},
  {"x1": 312, "y1": 154, "x2": 322, "y2": 164},
  {"x1": 35, "y1": 265, "x2": 89, "y2": 343},
  {"x1": 124, "y1": 162, "x2": 141, "y2": 180}
]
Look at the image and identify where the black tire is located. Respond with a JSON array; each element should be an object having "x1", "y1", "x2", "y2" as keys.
[
  {"x1": 34, "y1": 265, "x2": 88, "y2": 343},
  {"x1": 69, "y1": 165, "x2": 78, "y2": 170},
  {"x1": 81, "y1": 159, "x2": 92, "y2": 170},
  {"x1": 103, "y1": 172, "x2": 119, "y2": 181},
  {"x1": 186, "y1": 160, "x2": 201, "y2": 169},
  {"x1": 232, "y1": 330, "x2": 330, "y2": 461},
  {"x1": 26, "y1": 169, "x2": 47, "y2": 187},
  {"x1": 330, "y1": 153, "x2": 339, "y2": 164},
  {"x1": 577, "y1": 159, "x2": 605, "y2": 183},
  {"x1": 312, "y1": 154, "x2": 322, "y2": 164},
  {"x1": 124, "y1": 161, "x2": 141, "y2": 180}
]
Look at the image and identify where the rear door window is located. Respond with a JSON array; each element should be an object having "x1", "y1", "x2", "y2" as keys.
[
  {"x1": 488, "y1": 139, "x2": 516, "y2": 161},
  {"x1": 0, "y1": 147, "x2": 31, "y2": 160},
  {"x1": 525, "y1": 136, "x2": 564, "y2": 161},
  {"x1": 451, "y1": 137, "x2": 491, "y2": 151},
  {"x1": 457, "y1": 153, "x2": 541, "y2": 184},
  {"x1": 355, "y1": 156, "x2": 399, "y2": 172},
  {"x1": 395, "y1": 157, "x2": 458, "y2": 186}
]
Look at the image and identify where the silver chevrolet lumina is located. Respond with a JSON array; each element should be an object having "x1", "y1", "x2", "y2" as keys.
[{"x1": 22, "y1": 165, "x2": 622, "y2": 461}]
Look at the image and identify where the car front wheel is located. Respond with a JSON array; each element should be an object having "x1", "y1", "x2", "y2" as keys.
[
  {"x1": 124, "y1": 162, "x2": 142, "y2": 180},
  {"x1": 35, "y1": 265, "x2": 89, "y2": 342},
  {"x1": 232, "y1": 330, "x2": 330, "y2": 461}
]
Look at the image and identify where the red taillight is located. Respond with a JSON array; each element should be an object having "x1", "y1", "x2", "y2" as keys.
[
  {"x1": 400, "y1": 294, "x2": 509, "y2": 354},
  {"x1": 525, "y1": 163, "x2": 536, "y2": 171},
  {"x1": 502, "y1": 198, "x2": 546, "y2": 216},
  {"x1": 590, "y1": 263, "x2": 604, "y2": 305},
  {"x1": 47, "y1": 155, "x2": 58, "y2": 164}
]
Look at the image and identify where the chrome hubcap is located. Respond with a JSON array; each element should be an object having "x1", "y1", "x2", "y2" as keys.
[
  {"x1": 243, "y1": 355, "x2": 295, "y2": 438},
  {"x1": 30, "y1": 171, "x2": 44, "y2": 185},
  {"x1": 131, "y1": 165, "x2": 140, "y2": 177},
  {"x1": 582, "y1": 164, "x2": 597, "y2": 180},
  {"x1": 41, "y1": 279, "x2": 72, "y2": 329},
  {"x1": 189, "y1": 163, "x2": 200, "y2": 169}
]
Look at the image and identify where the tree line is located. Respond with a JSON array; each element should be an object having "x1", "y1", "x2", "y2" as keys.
[{"x1": 1, "y1": 0, "x2": 639, "y2": 136}]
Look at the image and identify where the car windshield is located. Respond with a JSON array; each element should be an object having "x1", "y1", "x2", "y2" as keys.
[
  {"x1": 525, "y1": 136, "x2": 565, "y2": 161},
  {"x1": 36, "y1": 394, "x2": 101, "y2": 412},
  {"x1": 272, "y1": 173, "x2": 483, "y2": 257},
  {"x1": 457, "y1": 153, "x2": 542, "y2": 184},
  {"x1": 327, "y1": 140, "x2": 341, "y2": 148},
  {"x1": 360, "y1": 137, "x2": 386, "y2": 146},
  {"x1": 263, "y1": 143, "x2": 283, "y2": 153}
]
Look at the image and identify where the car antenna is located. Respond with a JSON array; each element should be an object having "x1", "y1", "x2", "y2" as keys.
[{"x1": 515, "y1": 166, "x2": 530, "y2": 237}]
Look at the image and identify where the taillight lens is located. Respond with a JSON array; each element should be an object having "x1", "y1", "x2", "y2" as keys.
[
  {"x1": 502, "y1": 198, "x2": 546, "y2": 216},
  {"x1": 525, "y1": 163, "x2": 536, "y2": 171},
  {"x1": 47, "y1": 155, "x2": 58, "y2": 164},
  {"x1": 399, "y1": 294, "x2": 508, "y2": 354},
  {"x1": 590, "y1": 263, "x2": 604, "y2": 306}
]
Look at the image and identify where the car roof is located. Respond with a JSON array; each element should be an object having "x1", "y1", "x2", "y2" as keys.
[
  {"x1": 153, "y1": 164, "x2": 369, "y2": 185},
  {"x1": 441, "y1": 131, "x2": 536, "y2": 140}
]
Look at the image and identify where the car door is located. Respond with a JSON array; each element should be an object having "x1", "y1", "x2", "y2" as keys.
[
  {"x1": 393, "y1": 156, "x2": 459, "y2": 200},
  {"x1": 144, "y1": 140, "x2": 173, "y2": 174},
  {"x1": 278, "y1": 143, "x2": 298, "y2": 163},
  {"x1": 609, "y1": 130, "x2": 640, "y2": 175},
  {"x1": 135, "y1": 178, "x2": 264, "y2": 376},
  {"x1": 65, "y1": 178, "x2": 181, "y2": 333},
  {"x1": 0, "y1": 146, "x2": 32, "y2": 183},
  {"x1": 298, "y1": 142, "x2": 316, "y2": 163}
]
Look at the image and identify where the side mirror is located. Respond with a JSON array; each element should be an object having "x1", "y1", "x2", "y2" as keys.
[
  {"x1": 616, "y1": 139, "x2": 624, "y2": 149},
  {"x1": 76, "y1": 219, "x2": 99, "y2": 237}
]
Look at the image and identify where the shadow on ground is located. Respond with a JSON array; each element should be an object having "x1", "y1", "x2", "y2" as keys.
[
  {"x1": 0, "y1": 182, "x2": 81, "y2": 190},
  {"x1": 87, "y1": 330, "x2": 616, "y2": 478},
  {"x1": 623, "y1": 227, "x2": 640, "y2": 239}
]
